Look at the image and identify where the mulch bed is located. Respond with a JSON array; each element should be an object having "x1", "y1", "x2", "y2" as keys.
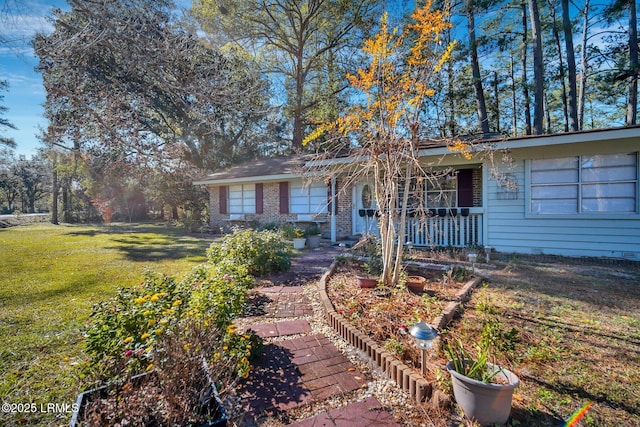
[{"x1": 326, "y1": 262, "x2": 469, "y2": 375}]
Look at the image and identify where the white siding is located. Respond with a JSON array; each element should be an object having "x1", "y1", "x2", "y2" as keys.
[{"x1": 484, "y1": 142, "x2": 640, "y2": 260}]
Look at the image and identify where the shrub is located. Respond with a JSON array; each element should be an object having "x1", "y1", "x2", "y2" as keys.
[
  {"x1": 84, "y1": 262, "x2": 257, "y2": 380},
  {"x1": 280, "y1": 223, "x2": 304, "y2": 239},
  {"x1": 256, "y1": 222, "x2": 279, "y2": 232},
  {"x1": 84, "y1": 273, "x2": 189, "y2": 378},
  {"x1": 304, "y1": 224, "x2": 321, "y2": 236},
  {"x1": 206, "y1": 229, "x2": 291, "y2": 277}
]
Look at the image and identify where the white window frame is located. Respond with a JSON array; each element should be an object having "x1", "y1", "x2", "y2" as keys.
[
  {"x1": 228, "y1": 184, "x2": 256, "y2": 214},
  {"x1": 290, "y1": 180, "x2": 328, "y2": 215},
  {"x1": 527, "y1": 153, "x2": 639, "y2": 217},
  {"x1": 425, "y1": 174, "x2": 458, "y2": 209}
]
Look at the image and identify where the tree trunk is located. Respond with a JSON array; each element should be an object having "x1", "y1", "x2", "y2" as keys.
[
  {"x1": 521, "y1": 3, "x2": 532, "y2": 135},
  {"x1": 528, "y1": 0, "x2": 545, "y2": 134},
  {"x1": 292, "y1": 48, "x2": 305, "y2": 150},
  {"x1": 562, "y1": 0, "x2": 578, "y2": 131},
  {"x1": 62, "y1": 184, "x2": 71, "y2": 223},
  {"x1": 493, "y1": 71, "x2": 500, "y2": 133},
  {"x1": 550, "y1": 9, "x2": 569, "y2": 132},
  {"x1": 51, "y1": 153, "x2": 59, "y2": 225},
  {"x1": 467, "y1": 0, "x2": 490, "y2": 134},
  {"x1": 627, "y1": 0, "x2": 638, "y2": 125},
  {"x1": 578, "y1": 0, "x2": 590, "y2": 130},
  {"x1": 511, "y1": 57, "x2": 518, "y2": 135}
]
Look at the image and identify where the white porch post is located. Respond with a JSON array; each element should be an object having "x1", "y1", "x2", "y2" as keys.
[{"x1": 330, "y1": 175, "x2": 337, "y2": 243}]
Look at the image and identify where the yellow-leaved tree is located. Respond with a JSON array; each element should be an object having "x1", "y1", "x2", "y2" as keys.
[{"x1": 304, "y1": 1, "x2": 457, "y2": 286}]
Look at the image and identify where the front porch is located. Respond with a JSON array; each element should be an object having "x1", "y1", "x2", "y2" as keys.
[{"x1": 404, "y1": 208, "x2": 483, "y2": 248}]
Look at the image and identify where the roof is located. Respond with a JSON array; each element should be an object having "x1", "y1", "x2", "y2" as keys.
[
  {"x1": 193, "y1": 156, "x2": 309, "y2": 185},
  {"x1": 195, "y1": 126, "x2": 640, "y2": 185}
]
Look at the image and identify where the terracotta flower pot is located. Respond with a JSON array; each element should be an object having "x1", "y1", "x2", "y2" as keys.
[
  {"x1": 406, "y1": 275, "x2": 426, "y2": 293},
  {"x1": 356, "y1": 275, "x2": 378, "y2": 288}
]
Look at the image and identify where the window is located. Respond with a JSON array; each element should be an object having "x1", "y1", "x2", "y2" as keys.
[
  {"x1": 290, "y1": 181, "x2": 327, "y2": 214},
  {"x1": 426, "y1": 174, "x2": 458, "y2": 208},
  {"x1": 530, "y1": 153, "x2": 637, "y2": 214},
  {"x1": 228, "y1": 184, "x2": 256, "y2": 214}
]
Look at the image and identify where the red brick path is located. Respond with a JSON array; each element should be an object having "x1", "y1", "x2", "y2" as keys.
[{"x1": 237, "y1": 245, "x2": 400, "y2": 426}]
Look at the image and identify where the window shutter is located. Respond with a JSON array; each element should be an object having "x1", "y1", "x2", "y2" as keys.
[
  {"x1": 219, "y1": 186, "x2": 228, "y2": 214},
  {"x1": 279, "y1": 182, "x2": 289, "y2": 214},
  {"x1": 457, "y1": 169, "x2": 473, "y2": 207},
  {"x1": 328, "y1": 181, "x2": 338, "y2": 214},
  {"x1": 255, "y1": 183, "x2": 264, "y2": 214}
]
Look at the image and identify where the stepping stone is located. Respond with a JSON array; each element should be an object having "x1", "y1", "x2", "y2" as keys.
[
  {"x1": 247, "y1": 319, "x2": 312, "y2": 338},
  {"x1": 285, "y1": 397, "x2": 400, "y2": 427}
]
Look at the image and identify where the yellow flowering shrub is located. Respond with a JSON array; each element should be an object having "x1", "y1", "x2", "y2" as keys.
[{"x1": 85, "y1": 239, "x2": 265, "y2": 381}]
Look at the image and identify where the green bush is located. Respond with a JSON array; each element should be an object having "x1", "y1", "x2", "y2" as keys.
[
  {"x1": 206, "y1": 229, "x2": 291, "y2": 277},
  {"x1": 85, "y1": 273, "x2": 189, "y2": 377},
  {"x1": 84, "y1": 262, "x2": 257, "y2": 380},
  {"x1": 279, "y1": 223, "x2": 304, "y2": 239}
]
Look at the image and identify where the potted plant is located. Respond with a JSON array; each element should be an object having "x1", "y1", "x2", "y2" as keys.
[
  {"x1": 444, "y1": 337, "x2": 520, "y2": 426},
  {"x1": 352, "y1": 236, "x2": 383, "y2": 288},
  {"x1": 281, "y1": 224, "x2": 306, "y2": 249},
  {"x1": 405, "y1": 275, "x2": 426, "y2": 293},
  {"x1": 304, "y1": 224, "x2": 322, "y2": 249}
]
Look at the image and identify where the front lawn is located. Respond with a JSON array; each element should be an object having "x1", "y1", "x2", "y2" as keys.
[
  {"x1": 443, "y1": 256, "x2": 640, "y2": 426},
  {"x1": 0, "y1": 223, "x2": 214, "y2": 426}
]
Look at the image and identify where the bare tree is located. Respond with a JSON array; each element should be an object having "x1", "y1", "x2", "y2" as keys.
[
  {"x1": 528, "y1": 0, "x2": 545, "y2": 134},
  {"x1": 467, "y1": 0, "x2": 490, "y2": 134},
  {"x1": 562, "y1": 0, "x2": 578, "y2": 131}
]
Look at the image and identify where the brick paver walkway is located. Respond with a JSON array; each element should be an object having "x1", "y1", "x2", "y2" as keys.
[
  {"x1": 285, "y1": 397, "x2": 401, "y2": 427},
  {"x1": 246, "y1": 286, "x2": 314, "y2": 318},
  {"x1": 237, "y1": 244, "x2": 400, "y2": 426}
]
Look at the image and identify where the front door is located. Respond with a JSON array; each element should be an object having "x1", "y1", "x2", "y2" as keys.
[{"x1": 353, "y1": 182, "x2": 378, "y2": 235}]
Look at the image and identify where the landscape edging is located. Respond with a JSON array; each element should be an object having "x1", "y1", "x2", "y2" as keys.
[{"x1": 317, "y1": 259, "x2": 483, "y2": 403}]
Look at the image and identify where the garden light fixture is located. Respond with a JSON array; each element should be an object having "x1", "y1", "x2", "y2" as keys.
[
  {"x1": 468, "y1": 253, "x2": 477, "y2": 273},
  {"x1": 409, "y1": 322, "x2": 438, "y2": 376}
]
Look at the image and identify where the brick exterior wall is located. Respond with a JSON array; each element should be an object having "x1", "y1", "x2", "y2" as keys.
[
  {"x1": 472, "y1": 168, "x2": 482, "y2": 207},
  {"x1": 335, "y1": 178, "x2": 353, "y2": 239},
  {"x1": 207, "y1": 182, "x2": 334, "y2": 237},
  {"x1": 206, "y1": 169, "x2": 481, "y2": 239}
]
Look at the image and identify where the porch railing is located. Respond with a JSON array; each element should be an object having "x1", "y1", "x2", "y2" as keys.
[{"x1": 404, "y1": 209, "x2": 483, "y2": 248}]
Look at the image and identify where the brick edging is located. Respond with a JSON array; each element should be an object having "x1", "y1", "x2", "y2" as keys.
[{"x1": 317, "y1": 260, "x2": 483, "y2": 403}]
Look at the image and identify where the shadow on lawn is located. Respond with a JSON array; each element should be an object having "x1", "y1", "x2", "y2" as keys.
[
  {"x1": 510, "y1": 406, "x2": 565, "y2": 427},
  {"x1": 64, "y1": 222, "x2": 204, "y2": 237},
  {"x1": 522, "y1": 374, "x2": 640, "y2": 418},
  {"x1": 491, "y1": 259, "x2": 640, "y2": 311},
  {"x1": 108, "y1": 236, "x2": 211, "y2": 262},
  {"x1": 64, "y1": 223, "x2": 214, "y2": 263}
]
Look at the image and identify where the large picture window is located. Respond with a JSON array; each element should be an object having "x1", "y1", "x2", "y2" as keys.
[
  {"x1": 290, "y1": 181, "x2": 327, "y2": 214},
  {"x1": 530, "y1": 153, "x2": 638, "y2": 214},
  {"x1": 228, "y1": 184, "x2": 256, "y2": 214}
]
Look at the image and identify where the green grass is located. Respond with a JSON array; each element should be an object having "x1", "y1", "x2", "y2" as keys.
[
  {"x1": 0, "y1": 223, "x2": 214, "y2": 426},
  {"x1": 449, "y1": 259, "x2": 640, "y2": 426}
]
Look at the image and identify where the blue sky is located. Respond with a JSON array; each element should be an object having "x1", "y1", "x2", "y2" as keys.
[{"x1": 1, "y1": 0, "x2": 68, "y2": 158}]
